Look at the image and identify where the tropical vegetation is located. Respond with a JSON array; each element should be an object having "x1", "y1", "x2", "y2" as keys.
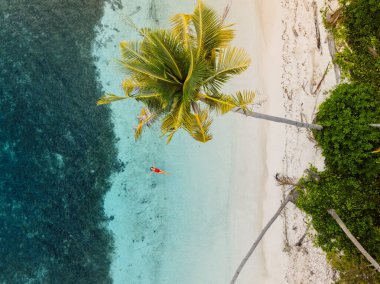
[{"x1": 296, "y1": 0, "x2": 380, "y2": 282}]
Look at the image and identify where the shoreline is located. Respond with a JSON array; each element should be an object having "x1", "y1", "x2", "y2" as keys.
[
  {"x1": 261, "y1": 0, "x2": 338, "y2": 282},
  {"x1": 94, "y1": 0, "x2": 268, "y2": 283},
  {"x1": 92, "y1": 0, "x2": 339, "y2": 282}
]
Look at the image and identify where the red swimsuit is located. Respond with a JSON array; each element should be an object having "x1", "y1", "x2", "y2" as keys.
[{"x1": 152, "y1": 167, "x2": 161, "y2": 173}]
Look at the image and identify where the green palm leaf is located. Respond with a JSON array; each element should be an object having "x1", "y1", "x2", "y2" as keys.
[
  {"x1": 170, "y1": 13, "x2": 193, "y2": 50},
  {"x1": 183, "y1": 48, "x2": 211, "y2": 101},
  {"x1": 203, "y1": 47, "x2": 251, "y2": 93},
  {"x1": 119, "y1": 40, "x2": 178, "y2": 84},
  {"x1": 97, "y1": 93, "x2": 130, "y2": 105},
  {"x1": 186, "y1": 107, "x2": 213, "y2": 142},
  {"x1": 161, "y1": 101, "x2": 192, "y2": 143},
  {"x1": 142, "y1": 30, "x2": 184, "y2": 80},
  {"x1": 200, "y1": 93, "x2": 236, "y2": 114},
  {"x1": 232, "y1": 90, "x2": 255, "y2": 113},
  {"x1": 192, "y1": 1, "x2": 235, "y2": 57},
  {"x1": 134, "y1": 93, "x2": 168, "y2": 112},
  {"x1": 135, "y1": 107, "x2": 156, "y2": 140},
  {"x1": 121, "y1": 79, "x2": 144, "y2": 94}
]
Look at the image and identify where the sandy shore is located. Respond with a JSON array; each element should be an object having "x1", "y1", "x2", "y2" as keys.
[{"x1": 258, "y1": 0, "x2": 339, "y2": 283}]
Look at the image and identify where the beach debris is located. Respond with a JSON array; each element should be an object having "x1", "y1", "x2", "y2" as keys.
[
  {"x1": 312, "y1": 63, "x2": 330, "y2": 94},
  {"x1": 312, "y1": 1, "x2": 321, "y2": 51},
  {"x1": 292, "y1": 26, "x2": 299, "y2": 37},
  {"x1": 295, "y1": 225, "x2": 310, "y2": 247},
  {"x1": 325, "y1": 7, "x2": 343, "y2": 28},
  {"x1": 275, "y1": 173, "x2": 299, "y2": 187},
  {"x1": 327, "y1": 33, "x2": 341, "y2": 83}
]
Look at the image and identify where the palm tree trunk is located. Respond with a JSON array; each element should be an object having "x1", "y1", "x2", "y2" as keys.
[
  {"x1": 327, "y1": 209, "x2": 380, "y2": 273},
  {"x1": 370, "y1": 124, "x2": 380, "y2": 128},
  {"x1": 230, "y1": 188, "x2": 299, "y2": 284},
  {"x1": 233, "y1": 108, "x2": 323, "y2": 130}
]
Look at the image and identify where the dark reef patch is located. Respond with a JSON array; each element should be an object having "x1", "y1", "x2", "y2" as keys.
[{"x1": 0, "y1": 0, "x2": 118, "y2": 282}]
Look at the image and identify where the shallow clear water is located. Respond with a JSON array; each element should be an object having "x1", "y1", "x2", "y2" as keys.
[{"x1": 94, "y1": 1, "x2": 264, "y2": 283}]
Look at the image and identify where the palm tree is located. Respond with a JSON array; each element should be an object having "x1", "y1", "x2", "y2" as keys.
[
  {"x1": 97, "y1": 0, "x2": 322, "y2": 143},
  {"x1": 230, "y1": 187, "x2": 299, "y2": 284},
  {"x1": 327, "y1": 209, "x2": 380, "y2": 273}
]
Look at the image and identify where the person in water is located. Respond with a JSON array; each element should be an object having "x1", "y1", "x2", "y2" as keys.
[{"x1": 150, "y1": 166, "x2": 169, "y2": 175}]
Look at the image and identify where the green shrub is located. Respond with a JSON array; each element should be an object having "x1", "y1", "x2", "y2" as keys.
[
  {"x1": 297, "y1": 168, "x2": 380, "y2": 273},
  {"x1": 332, "y1": 0, "x2": 380, "y2": 89},
  {"x1": 314, "y1": 83, "x2": 380, "y2": 179},
  {"x1": 327, "y1": 251, "x2": 380, "y2": 284}
]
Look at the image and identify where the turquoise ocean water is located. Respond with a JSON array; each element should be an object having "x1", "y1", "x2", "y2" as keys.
[
  {"x1": 95, "y1": 0, "x2": 264, "y2": 283},
  {"x1": 0, "y1": 0, "x2": 262, "y2": 282}
]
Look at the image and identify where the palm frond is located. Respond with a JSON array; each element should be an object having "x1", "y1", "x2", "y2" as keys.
[
  {"x1": 134, "y1": 93, "x2": 168, "y2": 111},
  {"x1": 199, "y1": 93, "x2": 235, "y2": 114},
  {"x1": 192, "y1": 1, "x2": 235, "y2": 57},
  {"x1": 120, "y1": 41, "x2": 146, "y2": 64},
  {"x1": 119, "y1": 60, "x2": 177, "y2": 84},
  {"x1": 170, "y1": 13, "x2": 193, "y2": 49},
  {"x1": 232, "y1": 90, "x2": 255, "y2": 113},
  {"x1": 119, "y1": 40, "x2": 179, "y2": 84},
  {"x1": 135, "y1": 107, "x2": 156, "y2": 140},
  {"x1": 203, "y1": 47, "x2": 251, "y2": 93},
  {"x1": 142, "y1": 30, "x2": 184, "y2": 80},
  {"x1": 183, "y1": 48, "x2": 211, "y2": 101},
  {"x1": 372, "y1": 147, "x2": 380, "y2": 153},
  {"x1": 186, "y1": 107, "x2": 213, "y2": 142},
  {"x1": 96, "y1": 93, "x2": 130, "y2": 105},
  {"x1": 121, "y1": 79, "x2": 144, "y2": 94},
  {"x1": 161, "y1": 101, "x2": 192, "y2": 143}
]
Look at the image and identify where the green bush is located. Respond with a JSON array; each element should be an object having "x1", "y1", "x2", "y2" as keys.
[
  {"x1": 332, "y1": 0, "x2": 380, "y2": 89},
  {"x1": 327, "y1": 251, "x2": 380, "y2": 284},
  {"x1": 297, "y1": 168, "x2": 380, "y2": 274},
  {"x1": 314, "y1": 83, "x2": 380, "y2": 179}
]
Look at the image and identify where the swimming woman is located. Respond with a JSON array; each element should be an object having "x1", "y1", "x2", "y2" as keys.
[{"x1": 150, "y1": 166, "x2": 169, "y2": 175}]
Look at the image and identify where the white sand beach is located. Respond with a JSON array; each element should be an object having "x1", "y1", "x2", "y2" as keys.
[
  {"x1": 93, "y1": 0, "x2": 340, "y2": 283},
  {"x1": 257, "y1": 0, "x2": 338, "y2": 283}
]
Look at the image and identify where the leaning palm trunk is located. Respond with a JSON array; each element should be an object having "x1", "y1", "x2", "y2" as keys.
[
  {"x1": 233, "y1": 108, "x2": 323, "y2": 130},
  {"x1": 230, "y1": 187, "x2": 299, "y2": 284},
  {"x1": 327, "y1": 209, "x2": 380, "y2": 273},
  {"x1": 370, "y1": 124, "x2": 380, "y2": 128}
]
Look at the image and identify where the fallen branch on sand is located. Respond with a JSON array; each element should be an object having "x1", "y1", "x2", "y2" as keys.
[
  {"x1": 312, "y1": 1, "x2": 321, "y2": 51},
  {"x1": 312, "y1": 63, "x2": 330, "y2": 94},
  {"x1": 295, "y1": 225, "x2": 310, "y2": 247},
  {"x1": 327, "y1": 33, "x2": 341, "y2": 83}
]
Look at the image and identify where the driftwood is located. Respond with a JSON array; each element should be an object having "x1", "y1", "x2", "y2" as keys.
[
  {"x1": 312, "y1": 1, "x2": 321, "y2": 51},
  {"x1": 312, "y1": 63, "x2": 330, "y2": 94},
  {"x1": 295, "y1": 225, "x2": 310, "y2": 247},
  {"x1": 327, "y1": 33, "x2": 341, "y2": 83},
  {"x1": 325, "y1": 7, "x2": 343, "y2": 28},
  {"x1": 275, "y1": 173, "x2": 299, "y2": 187},
  {"x1": 327, "y1": 209, "x2": 380, "y2": 273}
]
